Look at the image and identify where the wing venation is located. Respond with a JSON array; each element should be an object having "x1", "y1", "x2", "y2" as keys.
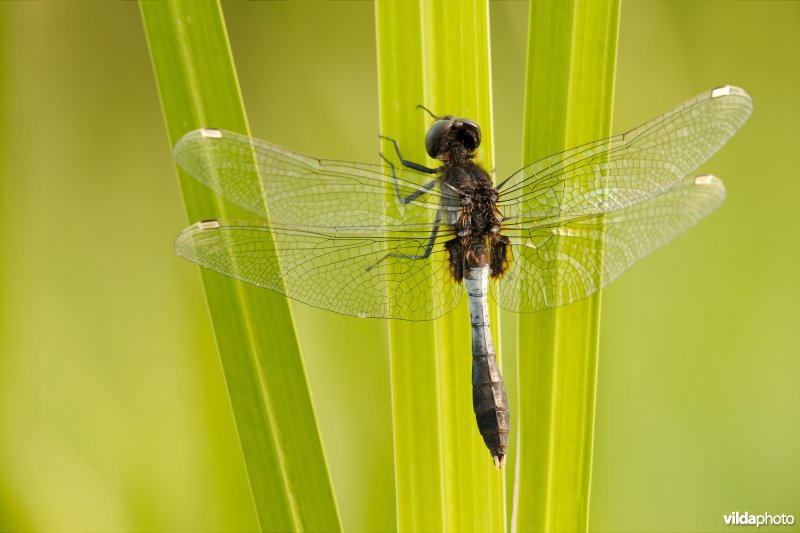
[
  {"x1": 497, "y1": 86, "x2": 751, "y2": 222},
  {"x1": 173, "y1": 129, "x2": 455, "y2": 227},
  {"x1": 492, "y1": 175, "x2": 727, "y2": 313},
  {"x1": 175, "y1": 220, "x2": 461, "y2": 320}
]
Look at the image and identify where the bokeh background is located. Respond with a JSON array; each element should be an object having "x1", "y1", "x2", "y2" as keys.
[{"x1": 1, "y1": 1, "x2": 797, "y2": 531}]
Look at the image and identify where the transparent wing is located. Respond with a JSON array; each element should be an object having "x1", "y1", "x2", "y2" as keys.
[
  {"x1": 175, "y1": 220, "x2": 461, "y2": 321},
  {"x1": 496, "y1": 86, "x2": 752, "y2": 219},
  {"x1": 173, "y1": 128, "x2": 459, "y2": 227},
  {"x1": 172, "y1": 87, "x2": 748, "y2": 320},
  {"x1": 492, "y1": 174, "x2": 726, "y2": 313}
]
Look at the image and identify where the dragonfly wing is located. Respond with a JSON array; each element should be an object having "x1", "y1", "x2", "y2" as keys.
[
  {"x1": 175, "y1": 220, "x2": 461, "y2": 321},
  {"x1": 492, "y1": 174, "x2": 726, "y2": 313},
  {"x1": 497, "y1": 86, "x2": 751, "y2": 218},
  {"x1": 173, "y1": 129, "x2": 456, "y2": 227}
]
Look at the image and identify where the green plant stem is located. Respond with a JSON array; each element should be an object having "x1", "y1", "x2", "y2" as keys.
[
  {"x1": 375, "y1": 1, "x2": 505, "y2": 531},
  {"x1": 512, "y1": 1, "x2": 620, "y2": 532},
  {"x1": 140, "y1": 2, "x2": 341, "y2": 530}
]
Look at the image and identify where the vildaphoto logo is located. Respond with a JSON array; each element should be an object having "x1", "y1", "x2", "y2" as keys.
[{"x1": 723, "y1": 511, "x2": 795, "y2": 527}]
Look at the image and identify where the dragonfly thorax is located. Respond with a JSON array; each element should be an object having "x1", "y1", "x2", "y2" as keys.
[{"x1": 439, "y1": 161, "x2": 509, "y2": 282}]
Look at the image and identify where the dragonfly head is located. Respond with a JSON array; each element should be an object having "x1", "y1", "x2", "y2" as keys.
[{"x1": 424, "y1": 116, "x2": 482, "y2": 159}]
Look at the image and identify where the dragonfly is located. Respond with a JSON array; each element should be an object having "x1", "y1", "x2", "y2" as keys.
[{"x1": 173, "y1": 86, "x2": 752, "y2": 469}]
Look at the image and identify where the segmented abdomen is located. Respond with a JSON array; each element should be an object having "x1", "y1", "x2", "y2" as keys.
[{"x1": 465, "y1": 265, "x2": 509, "y2": 464}]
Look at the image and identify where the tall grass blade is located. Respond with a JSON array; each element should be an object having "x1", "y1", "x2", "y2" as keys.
[
  {"x1": 139, "y1": 2, "x2": 341, "y2": 530},
  {"x1": 512, "y1": 1, "x2": 619, "y2": 531},
  {"x1": 375, "y1": 1, "x2": 505, "y2": 531}
]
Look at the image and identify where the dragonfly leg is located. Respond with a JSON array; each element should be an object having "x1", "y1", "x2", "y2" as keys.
[
  {"x1": 379, "y1": 151, "x2": 440, "y2": 205},
  {"x1": 390, "y1": 213, "x2": 440, "y2": 260},
  {"x1": 379, "y1": 135, "x2": 437, "y2": 174},
  {"x1": 366, "y1": 210, "x2": 442, "y2": 271}
]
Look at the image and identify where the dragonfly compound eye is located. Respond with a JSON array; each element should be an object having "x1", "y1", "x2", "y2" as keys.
[
  {"x1": 425, "y1": 118, "x2": 455, "y2": 158},
  {"x1": 457, "y1": 118, "x2": 481, "y2": 152},
  {"x1": 425, "y1": 117, "x2": 483, "y2": 158}
]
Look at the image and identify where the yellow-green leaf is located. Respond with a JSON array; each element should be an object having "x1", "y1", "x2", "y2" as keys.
[
  {"x1": 375, "y1": 1, "x2": 506, "y2": 531},
  {"x1": 139, "y1": 2, "x2": 341, "y2": 530},
  {"x1": 512, "y1": 1, "x2": 619, "y2": 531}
]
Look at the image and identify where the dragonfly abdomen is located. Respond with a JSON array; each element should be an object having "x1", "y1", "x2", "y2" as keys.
[{"x1": 466, "y1": 265, "x2": 509, "y2": 468}]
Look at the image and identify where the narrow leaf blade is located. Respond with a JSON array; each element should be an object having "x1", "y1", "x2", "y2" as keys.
[
  {"x1": 375, "y1": 1, "x2": 506, "y2": 531},
  {"x1": 513, "y1": 1, "x2": 620, "y2": 531},
  {"x1": 139, "y1": 2, "x2": 341, "y2": 530}
]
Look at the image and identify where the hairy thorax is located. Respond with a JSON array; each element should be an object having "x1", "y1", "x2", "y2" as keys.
[{"x1": 440, "y1": 159, "x2": 510, "y2": 282}]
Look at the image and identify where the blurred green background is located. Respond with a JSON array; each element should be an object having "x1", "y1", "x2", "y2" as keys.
[{"x1": 0, "y1": 1, "x2": 797, "y2": 532}]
